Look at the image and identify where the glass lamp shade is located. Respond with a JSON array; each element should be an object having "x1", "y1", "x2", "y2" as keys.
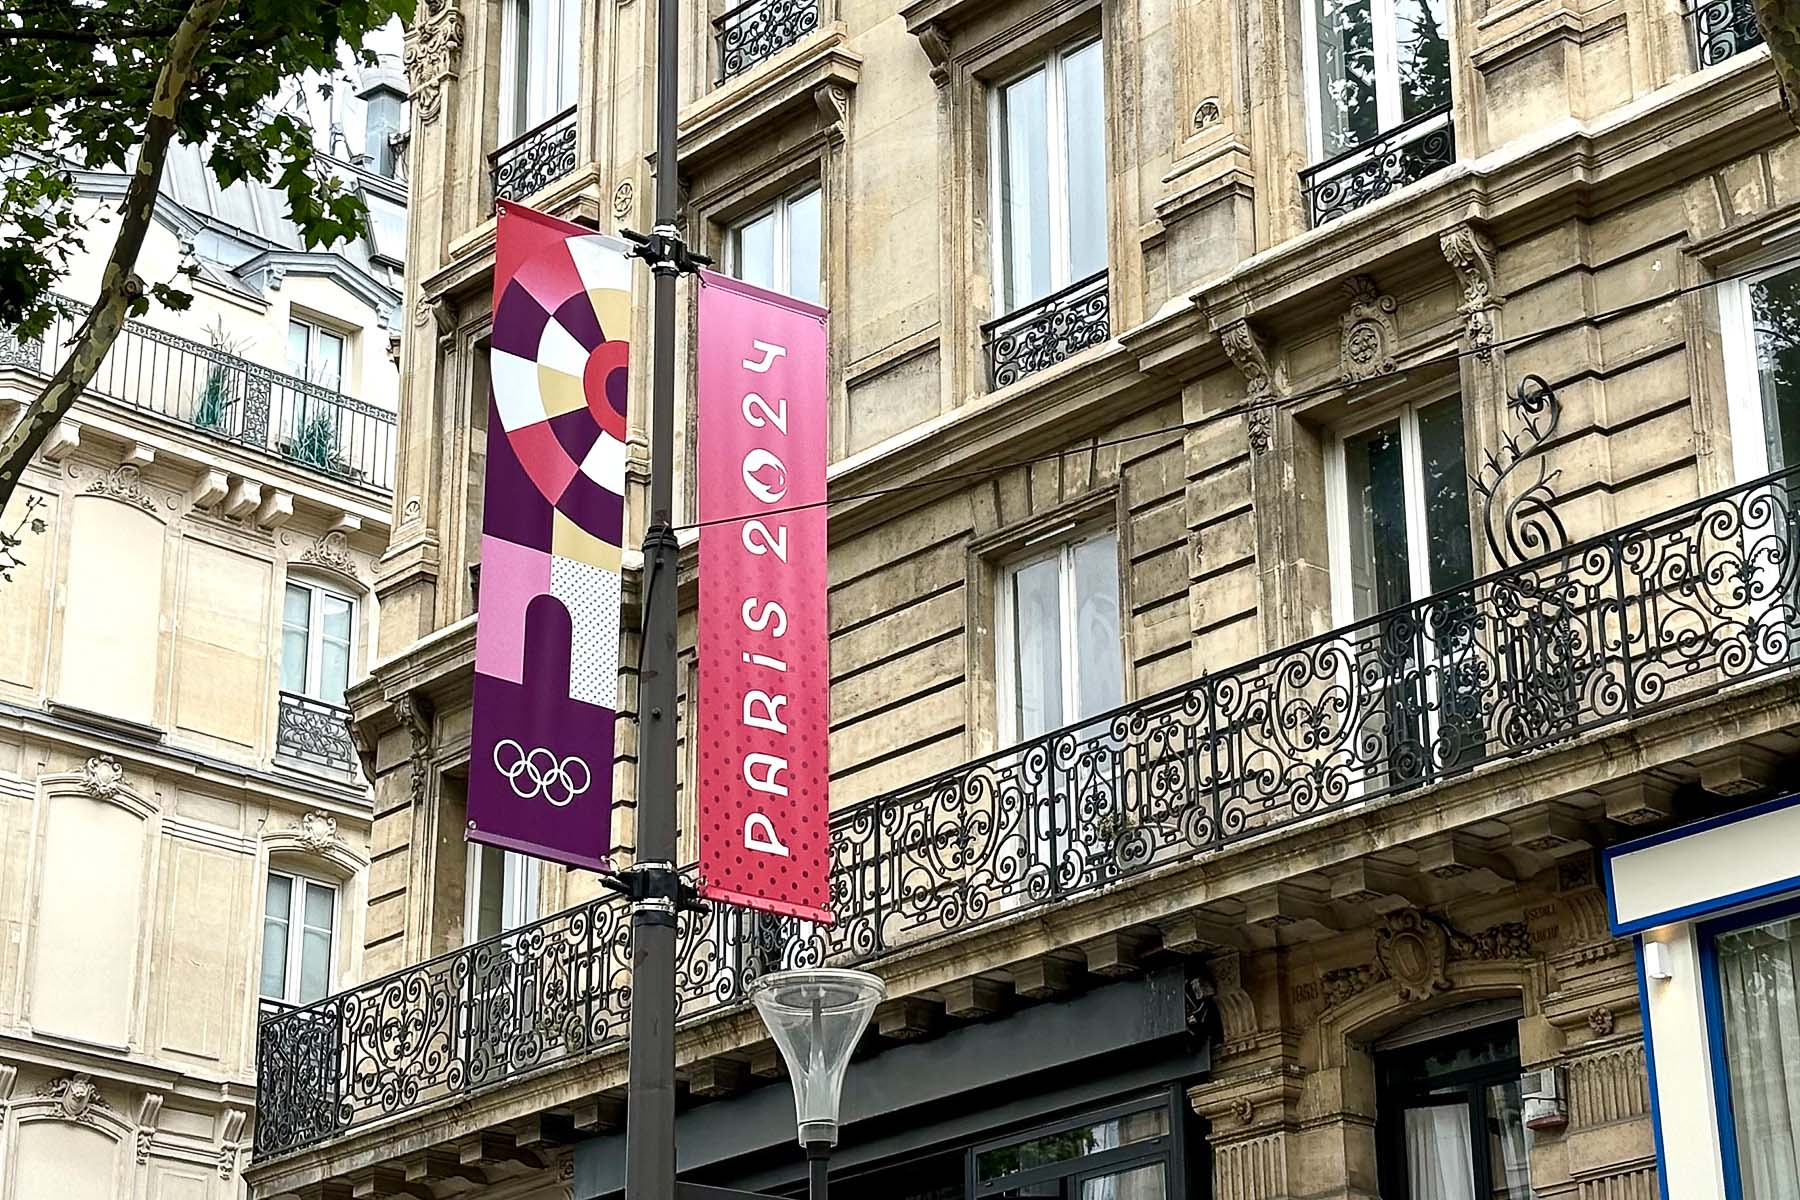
[{"x1": 748, "y1": 968, "x2": 886, "y2": 1147}]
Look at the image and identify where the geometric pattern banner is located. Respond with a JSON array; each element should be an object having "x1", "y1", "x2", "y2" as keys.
[
  {"x1": 696, "y1": 270, "x2": 832, "y2": 922},
  {"x1": 466, "y1": 201, "x2": 630, "y2": 872}
]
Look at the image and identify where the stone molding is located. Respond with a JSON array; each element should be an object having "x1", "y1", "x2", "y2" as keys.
[
  {"x1": 1440, "y1": 223, "x2": 1503, "y2": 358},
  {"x1": 403, "y1": 0, "x2": 464, "y2": 124},
  {"x1": 1338, "y1": 274, "x2": 1400, "y2": 382}
]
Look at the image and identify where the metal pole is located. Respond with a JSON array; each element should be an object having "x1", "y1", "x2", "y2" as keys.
[
  {"x1": 806, "y1": 1143, "x2": 830, "y2": 1200},
  {"x1": 623, "y1": 0, "x2": 691, "y2": 1191}
]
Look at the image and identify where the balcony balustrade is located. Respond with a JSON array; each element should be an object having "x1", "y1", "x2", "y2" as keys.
[
  {"x1": 274, "y1": 691, "x2": 359, "y2": 775},
  {"x1": 489, "y1": 106, "x2": 580, "y2": 207},
  {"x1": 983, "y1": 271, "x2": 1111, "y2": 390},
  {"x1": 1301, "y1": 107, "x2": 1455, "y2": 227},
  {"x1": 3, "y1": 298, "x2": 396, "y2": 493},
  {"x1": 254, "y1": 457, "x2": 1800, "y2": 1161},
  {"x1": 1686, "y1": 0, "x2": 1764, "y2": 69},
  {"x1": 715, "y1": 0, "x2": 822, "y2": 82}
]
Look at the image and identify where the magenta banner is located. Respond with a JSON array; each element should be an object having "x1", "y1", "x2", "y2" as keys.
[
  {"x1": 466, "y1": 202, "x2": 632, "y2": 872},
  {"x1": 696, "y1": 271, "x2": 831, "y2": 922}
]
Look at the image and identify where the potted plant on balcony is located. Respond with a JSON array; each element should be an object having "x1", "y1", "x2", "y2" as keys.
[
  {"x1": 288, "y1": 407, "x2": 340, "y2": 472},
  {"x1": 194, "y1": 319, "x2": 248, "y2": 434}
]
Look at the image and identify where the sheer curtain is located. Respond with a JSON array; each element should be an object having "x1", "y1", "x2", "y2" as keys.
[
  {"x1": 1405, "y1": 1103, "x2": 1475, "y2": 1200},
  {"x1": 1717, "y1": 918, "x2": 1800, "y2": 1200}
]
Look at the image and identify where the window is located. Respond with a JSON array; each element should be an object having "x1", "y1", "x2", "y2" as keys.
[
  {"x1": 1720, "y1": 257, "x2": 1800, "y2": 482},
  {"x1": 1305, "y1": 0, "x2": 1452, "y2": 160},
  {"x1": 974, "y1": 1095, "x2": 1175, "y2": 1200},
  {"x1": 1704, "y1": 903, "x2": 1800, "y2": 1200},
  {"x1": 991, "y1": 38, "x2": 1106, "y2": 317},
  {"x1": 998, "y1": 530, "x2": 1124, "y2": 745},
  {"x1": 281, "y1": 580, "x2": 355, "y2": 707},
  {"x1": 260, "y1": 869, "x2": 338, "y2": 1005},
  {"x1": 500, "y1": 0, "x2": 581, "y2": 139},
  {"x1": 726, "y1": 184, "x2": 822, "y2": 305},
  {"x1": 1330, "y1": 395, "x2": 1473, "y2": 622},
  {"x1": 467, "y1": 844, "x2": 540, "y2": 942},
  {"x1": 286, "y1": 318, "x2": 346, "y2": 392},
  {"x1": 1376, "y1": 1019, "x2": 1533, "y2": 1200}
]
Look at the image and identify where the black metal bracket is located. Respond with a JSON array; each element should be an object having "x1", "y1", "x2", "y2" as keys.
[
  {"x1": 622, "y1": 227, "x2": 714, "y2": 276},
  {"x1": 599, "y1": 865, "x2": 707, "y2": 913}
]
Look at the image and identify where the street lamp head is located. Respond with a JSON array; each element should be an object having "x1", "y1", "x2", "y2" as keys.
[{"x1": 748, "y1": 967, "x2": 886, "y2": 1148}]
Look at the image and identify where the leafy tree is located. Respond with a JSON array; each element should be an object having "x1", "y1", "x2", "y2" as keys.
[
  {"x1": 0, "y1": 0, "x2": 413, "y2": 514},
  {"x1": 1754, "y1": 1, "x2": 1799, "y2": 126}
]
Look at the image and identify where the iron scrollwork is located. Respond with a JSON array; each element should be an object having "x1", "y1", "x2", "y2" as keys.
[
  {"x1": 984, "y1": 272, "x2": 1111, "y2": 389},
  {"x1": 255, "y1": 455, "x2": 1800, "y2": 1161},
  {"x1": 1688, "y1": 0, "x2": 1764, "y2": 69},
  {"x1": 716, "y1": 0, "x2": 821, "y2": 81},
  {"x1": 275, "y1": 692, "x2": 359, "y2": 774},
  {"x1": 1473, "y1": 374, "x2": 1567, "y2": 568},
  {"x1": 490, "y1": 107, "x2": 580, "y2": 206},
  {"x1": 1303, "y1": 109, "x2": 1456, "y2": 227}
]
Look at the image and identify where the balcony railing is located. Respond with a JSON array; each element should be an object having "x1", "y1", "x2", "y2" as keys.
[
  {"x1": 715, "y1": 0, "x2": 821, "y2": 82},
  {"x1": 1687, "y1": 0, "x2": 1764, "y2": 69},
  {"x1": 983, "y1": 271, "x2": 1111, "y2": 390},
  {"x1": 1301, "y1": 107, "x2": 1455, "y2": 227},
  {"x1": 275, "y1": 691, "x2": 358, "y2": 774},
  {"x1": 4, "y1": 298, "x2": 395, "y2": 493},
  {"x1": 254, "y1": 463, "x2": 1800, "y2": 1160},
  {"x1": 489, "y1": 106, "x2": 580, "y2": 207}
]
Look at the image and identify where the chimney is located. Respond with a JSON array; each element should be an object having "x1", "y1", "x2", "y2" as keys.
[{"x1": 355, "y1": 53, "x2": 408, "y2": 179}]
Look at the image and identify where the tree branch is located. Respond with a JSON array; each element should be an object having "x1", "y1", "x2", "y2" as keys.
[{"x1": 0, "y1": 0, "x2": 229, "y2": 510}]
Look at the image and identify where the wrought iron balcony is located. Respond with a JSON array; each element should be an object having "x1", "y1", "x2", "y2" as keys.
[
  {"x1": 4, "y1": 298, "x2": 396, "y2": 493},
  {"x1": 1301, "y1": 107, "x2": 1455, "y2": 227},
  {"x1": 254, "y1": 444, "x2": 1800, "y2": 1161},
  {"x1": 1686, "y1": 0, "x2": 1764, "y2": 69},
  {"x1": 489, "y1": 106, "x2": 580, "y2": 207},
  {"x1": 275, "y1": 691, "x2": 358, "y2": 774},
  {"x1": 983, "y1": 271, "x2": 1111, "y2": 390},
  {"x1": 715, "y1": 0, "x2": 822, "y2": 82}
]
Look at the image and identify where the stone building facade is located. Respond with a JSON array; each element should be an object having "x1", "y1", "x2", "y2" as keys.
[
  {"x1": 249, "y1": 3, "x2": 1799, "y2": 1200},
  {"x1": 0, "y1": 63, "x2": 407, "y2": 1199}
]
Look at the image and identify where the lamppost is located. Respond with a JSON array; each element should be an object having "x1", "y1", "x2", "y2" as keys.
[{"x1": 749, "y1": 969, "x2": 887, "y2": 1200}]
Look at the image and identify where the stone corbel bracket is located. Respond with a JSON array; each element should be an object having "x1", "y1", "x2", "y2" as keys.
[
  {"x1": 1439, "y1": 222, "x2": 1503, "y2": 359},
  {"x1": 1213, "y1": 317, "x2": 1284, "y2": 455}
]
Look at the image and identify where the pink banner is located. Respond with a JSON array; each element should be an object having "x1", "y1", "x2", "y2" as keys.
[{"x1": 696, "y1": 271, "x2": 831, "y2": 922}]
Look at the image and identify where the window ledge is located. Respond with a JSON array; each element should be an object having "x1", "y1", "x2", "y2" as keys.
[{"x1": 676, "y1": 28, "x2": 861, "y2": 171}]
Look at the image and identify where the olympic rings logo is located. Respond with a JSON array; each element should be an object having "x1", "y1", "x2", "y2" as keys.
[{"x1": 492, "y1": 740, "x2": 592, "y2": 808}]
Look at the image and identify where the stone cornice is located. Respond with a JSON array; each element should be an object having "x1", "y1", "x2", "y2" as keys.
[
  {"x1": 676, "y1": 34, "x2": 862, "y2": 172},
  {"x1": 0, "y1": 1032, "x2": 255, "y2": 1113}
]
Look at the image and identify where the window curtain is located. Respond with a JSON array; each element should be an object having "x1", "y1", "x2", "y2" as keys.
[
  {"x1": 1404, "y1": 1103, "x2": 1476, "y2": 1200},
  {"x1": 1717, "y1": 919, "x2": 1800, "y2": 1200}
]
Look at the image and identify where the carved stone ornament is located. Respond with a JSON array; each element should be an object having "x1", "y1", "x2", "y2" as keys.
[
  {"x1": 39, "y1": 1074, "x2": 109, "y2": 1123},
  {"x1": 1587, "y1": 1006, "x2": 1615, "y2": 1037},
  {"x1": 394, "y1": 692, "x2": 436, "y2": 806},
  {"x1": 85, "y1": 463, "x2": 158, "y2": 513},
  {"x1": 135, "y1": 1094, "x2": 162, "y2": 1165},
  {"x1": 81, "y1": 754, "x2": 125, "y2": 798},
  {"x1": 612, "y1": 179, "x2": 635, "y2": 221},
  {"x1": 296, "y1": 811, "x2": 341, "y2": 851},
  {"x1": 917, "y1": 23, "x2": 951, "y2": 87},
  {"x1": 300, "y1": 529, "x2": 357, "y2": 577},
  {"x1": 814, "y1": 83, "x2": 850, "y2": 137},
  {"x1": 1193, "y1": 96, "x2": 1223, "y2": 131},
  {"x1": 1320, "y1": 911, "x2": 1533, "y2": 1009},
  {"x1": 403, "y1": 0, "x2": 465, "y2": 124},
  {"x1": 1339, "y1": 275, "x2": 1399, "y2": 383},
  {"x1": 1218, "y1": 319, "x2": 1281, "y2": 455},
  {"x1": 1440, "y1": 224, "x2": 1502, "y2": 360}
]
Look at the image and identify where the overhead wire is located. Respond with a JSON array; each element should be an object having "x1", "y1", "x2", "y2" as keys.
[{"x1": 669, "y1": 246, "x2": 1800, "y2": 534}]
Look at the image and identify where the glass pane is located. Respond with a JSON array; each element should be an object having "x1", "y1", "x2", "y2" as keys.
[
  {"x1": 1313, "y1": 0, "x2": 1379, "y2": 156},
  {"x1": 303, "y1": 881, "x2": 335, "y2": 933},
  {"x1": 281, "y1": 628, "x2": 310, "y2": 695},
  {"x1": 526, "y1": 0, "x2": 553, "y2": 125},
  {"x1": 1403, "y1": 1103, "x2": 1476, "y2": 1200},
  {"x1": 733, "y1": 210, "x2": 777, "y2": 292},
  {"x1": 1751, "y1": 264, "x2": 1800, "y2": 473},
  {"x1": 259, "y1": 915, "x2": 288, "y2": 999},
  {"x1": 298, "y1": 926, "x2": 331, "y2": 1003},
  {"x1": 319, "y1": 594, "x2": 353, "y2": 705},
  {"x1": 1484, "y1": 1080, "x2": 1534, "y2": 1200},
  {"x1": 1716, "y1": 915, "x2": 1800, "y2": 1200},
  {"x1": 473, "y1": 844, "x2": 507, "y2": 942},
  {"x1": 1342, "y1": 419, "x2": 1411, "y2": 618},
  {"x1": 1415, "y1": 397, "x2": 1474, "y2": 593},
  {"x1": 286, "y1": 321, "x2": 309, "y2": 379},
  {"x1": 322, "y1": 593, "x2": 353, "y2": 641},
  {"x1": 979, "y1": 1106, "x2": 1170, "y2": 1184},
  {"x1": 555, "y1": 0, "x2": 580, "y2": 110},
  {"x1": 1393, "y1": 0, "x2": 1452, "y2": 122},
  {"x1": 265, "y1": 871, "x2": 293, "y2": 919},
  {"x1": 999, "y1": 67, "x2": 1052, "y2": 312},
  {"x1": 505, "y1": 0, "x2": 531, "y2": 136},
  {"x1": 786, "y1": 187, "x2": 822, "y2": 305},
  {"x1": 314, "y1": 330, "x2": 345, "y2": 391},
  {"x1": 1072, "y1": 534, "x2": 1123, "y2": 722},
  {"x1": 1061, "y1": 41, "x2": 1106, "y2": 283},
  {"x1": 1080, "y1": 1162, "x2": 1166, "y2": 1200},
  {"x1": 1008, "y1": 555, "x2": 1065, "y2": 741}
]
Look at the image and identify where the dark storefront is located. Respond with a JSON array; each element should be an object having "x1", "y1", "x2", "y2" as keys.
[{"x1": 574, "y1": 967, "x2": 1212, "y2": 1200}]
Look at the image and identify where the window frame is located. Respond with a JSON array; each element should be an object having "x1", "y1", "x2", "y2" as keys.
[
  {"x1": 1697, "y1": 890, "x2": 1800, "y2": 1200},
  {"x1": 260, "y1": 866, "x2": 340, "y2": 1006},
  {"x1": 497, "y1": 0, "x2": 582, "y2": 141},
  {"x1": 282, "y1": 577, "x2": 358, "y2": 707},
  {"x1": 1717, "y1": 251, "x2": 1800, "y2": 485},
  {"x1": 286, "y1": 316, "x2": 348, "y2": 392},
  {"x1": 1323, "y1": 392, "x2": 1473, "y2": 626},
  {"x1": 464, "y1": 843, "x2": 541, "y2": 944},
  {"x1": 1373, "y1": 1017, "x2": 1529, "y2": 1200},
  {"x1": 994, "y1": 525, "x2": 1125, "y2": 748},
  {"x1": 723, "y1": 181, "x2": 823, "y2": 304},
  {"x1": 986, "y1": 35, "x2": 1107, "y2": 319},
  {"x1": 968, "y1": 1089, "x2": 1183, "y2": 1200},
  {"x1": 1298, "y1": 0, "x2": 1455, "y2": 164}
]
